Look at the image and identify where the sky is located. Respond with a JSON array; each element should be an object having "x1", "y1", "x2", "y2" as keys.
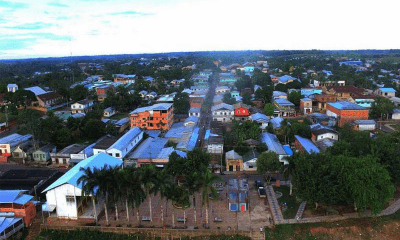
[{"x1": 0, "y1": 0, "x2": 399, "y2": 60}]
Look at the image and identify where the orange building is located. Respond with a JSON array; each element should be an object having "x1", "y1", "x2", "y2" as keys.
[
  {"x1": 96, "y1": 85, "x2": 115, "y2": 102},
  {"x1": 0, "y1": 190, "x2": 36, "y2": 225},
  {"x1": 326, "y1": 101, "x2": 369, "y2": 127},
  {"x1": 130, "y1": 103, "x2": 174, "y2": 130}
]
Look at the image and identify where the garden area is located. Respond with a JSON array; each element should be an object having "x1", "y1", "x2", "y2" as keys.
[
  {"x1": 274, "y1": 185, "x2": 301, "y2": 219},
  {"x1": 265, "y1": 210, "x2": 400, "y2": 240}
]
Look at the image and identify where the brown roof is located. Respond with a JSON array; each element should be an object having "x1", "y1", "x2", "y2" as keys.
[
  {"x1": 326, "y1": 86, "x2": 364, "y2": 94},
  {"x1": 37, "y1": 92, "x2": 62, "y2": 101},
  {"x1": 351, "y1": 93, "x2": 377, "y2": 99},
  {"x1": 233, "y1": 103, "x2": 250, "y2": 110}
]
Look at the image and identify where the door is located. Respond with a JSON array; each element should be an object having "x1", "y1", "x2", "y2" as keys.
[
  {"x1": 229, "y1": 165, "x2": 233, "y2": 171},
  {"x1": 236, "y1": 165, "x2": 240, "y2": 171},
  {"x1": 241, "y1": 204, "x2": 245, "y2": 212}
]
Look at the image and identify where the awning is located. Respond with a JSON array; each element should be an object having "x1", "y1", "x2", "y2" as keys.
[{"x1": 41, "y1": 203, "x2": 56, "y2": 212}]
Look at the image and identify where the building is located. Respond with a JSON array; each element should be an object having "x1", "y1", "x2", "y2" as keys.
[
  {"x1": 7, "y1": 84, "x2": 18, "y2": 92},
  {"x1": 233, "y1": 103, "x2": 250, "y2": 121},
  {"x1": 189, "y1": 108, "x2": 201, "y2": 118},
  {"x1": 294, "y1": 135, "x2": 320, "y2": 154},
  {"x1": 323, "y1": 86, "x2": 364, "y2": 101},
  {"x1": 274, "y1": 98, "x2": 295, "y2": 117},
  {"x1": 230, "y1": 91, "x2": 240, "y2": 98},
  {"x1": 351, "y1": 94, "x2": 376, "y2": 108},
  {"x1": 277, "y1": 75, "x2": 297, "y2": 84},
  {"x1": 375, "y1": 88, "x2": 396, "y2": 97},
  {"x1": 313, "y1": 94, "x2": 337, "y2": 111},
  {"x1": 0, "y1": 134, "x2": 32, "y2": 163},
  {"x1": 326, "y1": 101, "x2": 369, "y2": 127},
  {"x1": 272, "y1": 91, "x2": 287, "y2": 100},
  {"x1": 211, "y1": 103, "x2": 234, "y2": 122},
  {"x1": 24, "y1": 86, "x2": 47, "y2": 96},
  {"x1": 206, "y1": 135, "x2": 224, "y2": 154},
  {"x1": 113, "y1": 74, "x2": 136, "y2": 83},
  {"x1": 310, "y1": 124, "x2": 338, "y2": 142},
  {"x1": 300, "y1": 98, "x2": 312, "y2": 114},
  {"x1": 219, "y1": 73, "x2": 238, "y2": 84},
  {"x1": 36, "y1": 92, "x2": 63, "y2": 108},
  {"x1": 50, "y1": 144, "x2": 86, "y2": 166},
  {"x1": 353, "y1": 120, "x2": 376, "y2": 131},
  {"x1": 42, "y1": 153, "x2": 123, "y2": 220},
  {"x1": 0, "y1": 190, "x2": 36, "y2": 226},
  {"x1": 71, "y1": 100, "x2": 94, "y2": 114},
  {"x1": 103, "y1": 107, "x2": 116, "y2": 117},
  {"x1": 11, "y1": 142, "x2": 34, "y2": 162},
  {"x1": 270, "y1": 117, "x2": 284, "y2": 129},
  {"x1": 307, "y1": 113, "x2": 336, "y2": 126},
  {"x1": 225, "y1": 150, "x2": 243, "y2": 172},
  {"x1": 125, "y1": 137, "x2": 168, "y2": 167},
  {"x1": 260, "y1": 133, "x2": 290, "y2": 164},
  {"x1": 392, "y1": 109, "x2": 400, "y2": 120},
  {"x1": 215, "y1": 86, "x2": 230, "y2": 94},
  {"x1": 32, "y1": 144, "x2": 57, "y2": 163},
  {"x1": 130, "y1": 103, "x2": 174, "y2": 130},
  {"x1": 96, "y1": 85, "x2": 115, "y2": 102},
  {"x1": 92, "y1": 136, "x2": 118, "y2": 156},
  {"x1": 249, "y1": 113, "x2": 269, "y2": 129},
  {"x1": 301, "y1": 88, "x2": 322, "y2": 97}
]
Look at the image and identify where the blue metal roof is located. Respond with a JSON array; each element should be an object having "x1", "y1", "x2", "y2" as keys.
[
  {"x1": 283, "y1": 145, "x2": 293, "y2": 156},
  {"x1": 145, "y1": 130, "x2": 161, "y2": 138},
  {"x1": 379, "y1": 88, "x2": 396, "y2": 93},
  {"x1": 187, "y1": 127, "x2": 199, "y2": 151},
  {"x1": 0, "y1": 217, "x2": 22, "y2": 234},
  {"x1": 165, "y1": 122, "x2": 194, "y2": 139},
  {"x1": 270, "y1": 117, "x2": 283, "y2": 129},
  {"x1": 250, "y1": 113, "x2": 269, "y2": 123},
  {"x1": 273, "y1": 91, "x2": 287, "y2": 97},
  {"x1": 42, "y1": 153, "x2": 123, "y2": 193},
  {"x1": 275, "y1": 98, "x2": 294, "y2": 107},
  {"x1": 327, "y1": 101, "x2": 365, "y2": 110},
  {"x1": 295, "y1": 135, "x2": 320, "y2": 154},
  {"x1": 204, "y1": 129, "x2": 210, "y2": 140},
  {"x1": 128, "y1": 137, "x2": 168, "y2": 159},
  {"x1": 24, "y1": 86, "x2": 47, "y2": 96},
  {"x1": 108, "y1": 127, "x2": 142, "y2": 152},
  {"x1": 354, "y1": 120, "x2": 376, "y2": 125},
  {"x1": 260, "y1": 133, "x2": 287, "y2": 155},
  {"x1": 278, "y1": 75, "x2": 297, "y2": 83},
  {"x1": 130, "y1": 103, "x2": 173, "y2": 114},
  {"x1": 13, "y1": 194, "x2": 33, "y2": 205}
]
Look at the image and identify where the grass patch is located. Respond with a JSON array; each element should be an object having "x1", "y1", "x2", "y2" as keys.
[{"x1": 274, "y1": 185, "x2": 300, "y2": 219}]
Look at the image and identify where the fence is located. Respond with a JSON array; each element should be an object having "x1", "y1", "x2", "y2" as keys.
[{"x1": 41, "y1": 224, "x2": 251, "y2": 239}]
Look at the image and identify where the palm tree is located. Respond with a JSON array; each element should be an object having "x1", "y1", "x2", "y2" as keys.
[
  {"x1": 139, "y1": 164, "x2": 157, "y2": 222},
  {"x1": 154, "y1": 170, "x2": 171, "y2": 225},
  {"x1": 95, "y1": 165, "x2": 116, "y2": 226},
  {"x1": 200, "y1": 169, "x2": 221, "y2": 226},
  {"x1": 121, "y1": 166, "x2": 145, "y2": 223},
  {"x1": 77, "y1": 166, "x2": 99, "y2": 225}
]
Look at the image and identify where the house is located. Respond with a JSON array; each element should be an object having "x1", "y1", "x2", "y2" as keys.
[
  {"x1": 270, "y1": 75, "x2": 278, "y2": 83},
  {"x1": 219, "y1": 73, "x2": 238, "y2": 84},
  {"x1": 103, "y1": 107, "x2": 116, "y2": 117},
  {"x1": 139, "y1": 90, "x2": 148, "y2": 98},
  {"x1": 243, "y1": 62, "x2": 255, "y2": 73},
  {"x1": 389, "y1": 97, "x2": 400, "y2": 108},
  {"x1": 270, "y1": 117, "x2": 284, "y2": 129},
  {"x1": 294, "y1": 135, "x2": 320, "y2": 154},
  {"x1": 157, "y1": 93, "x2": 176, "y2": 103},
  {"x1": 50, "y1": 144, "x2": 86, "y2": 166},
  {"x1": 42, "y1": 153, "x2": 123, "y2": 220},
  {"x1": 69, "y1": 143, "x2": 96, "y2": 164},
  {"x1": 103, "y1": 127, "x2": 143, "y2": 159},
  {"x1": 260, "y1": 133, "x2": 290, "y2": 164},
  {"x1": 36, "y1": 92, "x2": 63, "y2": 108},
  {"x1": 277, "y1": 75, "x2": 297, "y2": 84},
  {"x1": 301, "y1": 88, "x2": 322, "y2": 97},
  {"x1": 225, "y1": 150, "x2": 243, "y2": 172},
  {"x1": 326, "y1": 101, "x2": 369, "y2": 127},
  {"x1": 310, "y1": 124, "x2": 338, "y2": 142},
  {"x1": 274, "y1": 98, "x2": 295, "y2": 117},
  {"x1": 242, "y1": 150, "x2": 259, "y2": 171},
  {"x1": 212, "y1": 94, "x2": 224, "y2": 106},
  {"x1": 130, "y1": 103, "x2": 174, "y2": 130},
  {"x1": 350, "y1": 94, "x2": 376, "y2": 108},
  {"x1": 11, "y1": 142, "x2": 34, "y2": 162},
  {"x1": 313, "y1": 94, "x2": 337, "y2": 111},
  {"x1": 96, "y1": 85, "x2": 115, "y2": 102},
  {"x1": 7, "y1": 84, "x2": 18, "y2": 92},
  {"x1": 211, "y1": 103, "x2": 234, "y2": 122},
  {"x1": 115, "y1": 117, "x2": 130, "y2": 133},
  {"x1": 189, "y1": 107, "x2": 201, "y2": 118},
  {"x1": 170, "y1": 79, "x2": 185, "y2": 86},
  {"x1": 0, "y1": 134, "x2": 32, "y2": 163},
  {"x1": 272, "y1": 91, "x2": 287, "y2": 100},
  {"x1": 300, "y1": 98, "x2": 312, "y2": 114},
  {"x1": 323, "y1": 86, "x2": 364, "y2": 101},
  {"x1": 125, "y1": 137, "x2": 168, "y2": 167},
  {"x1": 0, "y1": 190, "x2": 36, "y2": 226},
  {"x1": 233, "y1": 103, "x2": 250, "y2": 121},
  {"x1": 24, "y1": 86, "x2": 47, "y2": 96},
  {"x1": 164, "y1": 121, "x2": 198, "y2": 151},
  {"x1": 215, "y1": 86, "x2": 230, "y2": 94},
  {"x1": 249, "y1": 113, "x2": 269, "y2": 129},
  {"x1": 230, "y1": 91, "x2": 240, "y2": 98},
  {"x1": 32, "y1": 144, "x2": 57, "y2": 163},
  {"x1": 353, "y1": 120, "x2": 376, "y2": 131},
  {"x1": 113, "y1": 74, "x2": 136, "y2": 83},
  {"x1": 71, "y1": 100, "x2": 94, "y2": 114},
  {"x1": 375, "y1": 88, "x2": 396, "y2": 97},
  {"x1": 146, "y1": 92, "x2": 157, "y2": 99},
  {"x1": 92, "y1": 136, "x2": 118, "y2": 156},
  {"x1": 207, "y1": 135, "x2": 224, "y2": 154},
  {"x1": 392, "y1": 109, "x2": 400, "y2": 120}
]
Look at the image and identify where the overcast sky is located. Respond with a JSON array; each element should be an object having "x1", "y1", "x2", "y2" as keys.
[{"x1": 0, "y1": 0, "x2": 399, "y2": 59}]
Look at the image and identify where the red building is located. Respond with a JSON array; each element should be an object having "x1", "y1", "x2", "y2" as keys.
[
  {"x1": 326, "y1": 101, "x2": 369, "y2": 127},
  {"x1": 130, "y1": 103, "x2": 174, "y2": 130},
  {"x1": 233, "y1": 103, "x2": 250, "y2": 121},
  {"x1": 96, "y1": 85, "x2": 115, "y2": 102},
  {"x1": 0, "y1": 190, "x2": 36, "y2": 225}
]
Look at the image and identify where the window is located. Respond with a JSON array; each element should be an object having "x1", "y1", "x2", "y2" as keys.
[
  {"x1": 66, "y1": 196, "x2": 75, "y2": 203},
  {"x1": 116, "y1": 153, "x2": 120, "y2": 158}
]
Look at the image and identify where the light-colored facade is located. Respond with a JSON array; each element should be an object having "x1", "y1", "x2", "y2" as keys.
[
  {"x1": 71, "y1": 100, "x2": 94, "y2": 114},
  {"x1": 211, "y1": 103, "x2": 234, "y2": 122}
]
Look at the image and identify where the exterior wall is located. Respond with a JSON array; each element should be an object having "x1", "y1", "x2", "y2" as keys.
[
  {"x1": 300, "y1": 100, "x2": 312, "y2": 114},
  {"x1": 212, "y1": 110, "x2": 234, "y2": 122},
  {"x1": 46, "y1": 184, "x2": 83, "y2": 219},
  {"x1": 234, "y1": 107, "x2": 249, "y2": 117},
  {"x1": 189, "y1": 112, "x2": 200, "y2": 117},
  {"x1": 377, "y1": 90, "x2": 395, "y2": 97},
  {"x1": 358, "y1": 124, "x2": 376, "y2": 131},
  {"x1": 107, "y1": 131, "x2": 143, "y2": 159},
  {"x1": 226, "y1": 159, "x2": 243, "y2": 171},
  {"x1": 71, "y1": 103, "x2": 93, "y2": 114},
  {"x1": 51, "y1": 154, "x2": 70, "y2": 166},
  {"x1": 93, "y1": 149, "x2": 106, "y2": 155},
  {"x1": 130, "y1": 108, "x2": 174, "y2": 130},
  {"x1": 311, "y1": 132, "x2": 338, "y2": 141},
  {"x1": 0, "y1": 144, "x2": 11, "y2": 156},
  {"x1": 207, "y1": 144, "x2": 223, "y2": 154},
  {"x1": 326, "y1": 104, "x2": 369, "y2": 127},
  {"x1": 393, "y1": 113, "x2": 400, "y2": 120},
  {"x1": 33, "y1": 150, "x2": 50, "y2": 161},
  {"x1": 294, "y1": 139, "x2": 306, "y2": 154}
]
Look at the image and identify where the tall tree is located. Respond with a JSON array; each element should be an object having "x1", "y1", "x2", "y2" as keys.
[
  {"x1": 77, "y1": 167, "x2": 99, "y2": 225},
  {"x1": 200, "y1": 170, "x2": 221, "y2": 226},
  {"x1": 256, "y1": 151, "x2": 281, "y2": 184},
  {"x1": 263, "y1": 103, "x2": 274, "y2": 117},
  {"x1": 173, "y1": 92, "x2": 190, "y2": 114},
  {"x1": 370, "y1": 97, "x2": 395, "y2": 119}
]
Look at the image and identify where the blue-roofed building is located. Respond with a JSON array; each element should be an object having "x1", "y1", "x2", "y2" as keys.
[
  {"x1": 260, "y1": 133, "x2": 289, "y2": 164},
  {"x1": 274, "y1": 98, "x2": 295, "y2": 117},
  {"x1": 326, "y1": 101, "x2": 369, "y2": 127},
  {"x1": 277, "y1": 75, "x2": 298, "y2": 84},
  {"x1": 24, "y1": 86, "x2": 47, "y2": 96},
  {"x1": 353, "y1": 120, "x2": 376, "y2": 131},
  {"x1": 270, "y1": 117, "x2": 284, "y2": 129},
  {"x1": 105, "y1": 127, "x2": 143, "y2": 159},
  {"x1": 189, "y1": 107, "x2": 201, "y2": 118},
  {"x1": 126, "y1": 137, "x2": 168, "y2": 166},
  {"x1": 272, "y1": 91, "x2": 287, "y2": 100},
  {"x1": 0, "y1": 217, "x2": 24, "y2": 239},
  {"x1": 375, "y1": 88, "x2": 396, "y2": 97},
  {"x1": 7, "y1": 84, "x2": 18, "y2": 93},
  {"x1": 301, "y1": 88, "x2": 322, "y2": 97},
  {"x1": 294, "y1": 135, "x2": 320, "y2": 154},
  {"x1": 230, "y1": 91, "x2": 240, "y2": 98},
  {"x1": 43, "y1": 153, "x2": 123, "y2": 219},
  {"x1": 249, "y1": 113, "x2": 269, "y2": 129},
  {"x1": 0, "y1": 190, "x2": 35, "y2": 226}
]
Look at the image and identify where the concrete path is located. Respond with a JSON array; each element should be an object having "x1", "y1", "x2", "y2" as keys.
[{"x1": 266, "y1": 185, "x2": 284, "y2": 224}]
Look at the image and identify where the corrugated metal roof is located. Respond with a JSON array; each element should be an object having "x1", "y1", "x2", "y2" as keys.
[
  {"x1": 108, "y1": 127, "x2": 142, "y2": 152},
  {"x1": 327, "y1": 101, "x2": 365, "y2": 110},
  {"x1": 189, "y1": 107, "x2": 201, "y2": 113},
  {"x1": 283, "y1": 145, "x2": 293, "y2": 156},
  {"x1": 250, "y1": 113, "x2": 269, "y2": 123},
  {"x1": 0, "y1": 190, "x2": 33, "y2": 205},
  {"x1": 24, "y1": 86, "x2": 47, "y2": 96},
  {"x1": 130, "y1": 103, "x2": 173, "y2": 114},
  {"x1": 13, "y1": 194, "x2": 33, "y2": 205},
  {"x1": 354, "y1": 120, "x2": 376, "y2": 125},
  {"x1": 275, "y1": 98, "x2": 294, "y2": 107},
  {"x1": 211, "y1": 103, "x2": 233, "y2": 111},
  {"x1": 379, "y1": 88, "x2": 396, "y2": 93},
  {"x1": 165, "y1": 123, "x2": 194, "y2": 139},
  {"x1": 0, "y1": 217, "x2": 22, "y2": 234},
  {"x1": 42, "y1": 153, "x2": 123, "y2": 193},
  {"x1": 186, "y1": 127, "x2": 199, "y2": 151},
  {"x1": 295, "y1": 135, "x2": 320, "y2": 154},
  {"x1": 260, "y1": 133, "x2": 287, "y2": 155},
  {"x1": 225, "y1": 150, "x2": 242, "y2": 160},
  {"x1": 127, "y1": 137, "x2": 168, "y2": 159},
  {"x1": 0, "y1": 134, "x2": 32, "y2": 148},
  {"x1": 270, "y1": 117, "x2": 283, "y2": 129}
]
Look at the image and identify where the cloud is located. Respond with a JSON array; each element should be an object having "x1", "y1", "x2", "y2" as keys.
[
  {"x1": 0, "y1": 0, "x2": 28, "y2": 9},
  {"x1": 8, "y1": 22, "x2": 53, "y2": 30},
  {"x1": 109, "y1": 11, "x2": 151, "y2": 16},
  {"x1": 0, "y1": 37, "x2": 34, "y2": 50},
  {"x1": 47, "y1": 2, "x2": 69, "y2": 7}
]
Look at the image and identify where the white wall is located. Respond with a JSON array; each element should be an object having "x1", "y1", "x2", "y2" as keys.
[
  {"x1": 326, "y1": 110, "x2": 338, "y2": 118},
  {"x1": 107, "y1": 131, "x2": 143, "y2": 159},
  {"x1": 207, "y1": 144, "x2": 223, "y2": 154},
  {"x1": 358, "y1": 124, "x2": 376, "y2": 131},
  {"x1": 46, "y1": 184, "x2": 83, "y2": 219},
  {"x1": 317, "y1": 133, "x2": 338, "y2": 141}
]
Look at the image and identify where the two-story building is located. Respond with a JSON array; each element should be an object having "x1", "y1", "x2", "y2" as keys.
[
  {"x1": 130, "y1": 103, "x2": 174, "y2": 130},
  {"x1": 326, "y1": 101, "x2": 369, "y2": 127},
  {"x1": 274, "y1": 98, "x2": 295, "y2": 117},
  {"x1": 211, "y1": 103, "x2": 234, "y2": 122},
  {"x1": 36, "y1": 92, "x2": 63, "y2": 108},
  {"x1": 300, "y1": 98, "x2": 312, "y2": 114},
  {"x1": 323, "y1": 86, "x2": 364, "y2": 101},
  {"x1": 71, "y1": 100, "x2": 94, "y2": 114},
  {"x1": 189, "y1": 107, "x2": 201, "y2": 118},
  {"x1": 215, "y1": 86, "x2": 230, "y2": 94},
  {"x1": 96, "y1": 84, "x2": 115, "y2": 102},
  {"x1": 233, "y1": 103, "x2": 250, "y2": 121}
]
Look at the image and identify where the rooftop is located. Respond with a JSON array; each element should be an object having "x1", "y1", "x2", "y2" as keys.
[
  {"x1": 93, "y1": 136, "x2": 118, "y2": 150},
  {"x1": 225, "y1": 150, "x2": 242, "y2": 160},
  {"x1": 354, "y1": 120, "x2": 376, "y2": 125},
  {"x1": 295, "y1": 135, "x2": 320, "y2": 154},
  {"x1": 260, "y1": 132, "x2": 287, "y2": 155},
  {"x1": 127, "y1": 137, "x2": 168, "y2": 159},
  {"x1": 58, "y1": 144, "x2": 86, "y2": 154},
  {"x1": 0, "y1": 190, "x2": 33, "y2": 205},
  {"x1": 0, "y1": 134, "x2": 32, "y2": 148},
  {"x1": 211, "y1": 103, "x2": 233, "y2": 111},
  {"x1": 43, "y1": 153, "x2": 123, "y2": 193},
  {"x1": 250, "y1": 113, "x2": 269, "y2": 123},
  {"x1": 108, "y1": 127, "x2": 142, "y2": 152},
  {"x1": 24, "y1": 86, "x2": 47, "y2": 96},
  {"x1": 130, "y1": 103, "x2": 173, "y2": 114},
  {"x1": 327, "y1": 101, "x2": 365, "y2": 110},
  {"x1": 275, "y1": 98, "x2": 295, "y2": 107},
  {"x1": 379, "y1": 87, "x2": 396, "y2": 93}
]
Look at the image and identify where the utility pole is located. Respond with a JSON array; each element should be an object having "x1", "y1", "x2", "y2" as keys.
[{"x1": 5, "y1": 104, "x2": 8, "y2": 128}]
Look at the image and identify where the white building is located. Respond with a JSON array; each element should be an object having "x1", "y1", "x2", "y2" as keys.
[
  {"x1": 0, "y1": 133, "x2": 32, "y2": 157},
  {"x1": 353, "y1": 120, "x2": 376, "y2": 131},
  {"x1": 42, "y1": 153, "x2": 123, "y2": 220},
  {"x1": 215, "y1": 86, "x2": 230, "y2": 94},
  {"x1": 211, "y1": 103, "x2": 234, "y2": 122},
  {"x1": 189, "y1": 108, "x2": 201, "y2": 118},
  {"x1": 7, "y1": 84, "x2": 18, "y2": 92},
  {"x1": 392, "y1": 109, "x2": 400, "y2": 120},
  {"x1": 71, "y1": 99, "x2": 94, "y2": 114},
  {"x1": 249, "y1": 113, "x2": 269, "y2": 129},
  {"x1": 103, "y1": 107, "x2": 116, "y2": 117}
]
